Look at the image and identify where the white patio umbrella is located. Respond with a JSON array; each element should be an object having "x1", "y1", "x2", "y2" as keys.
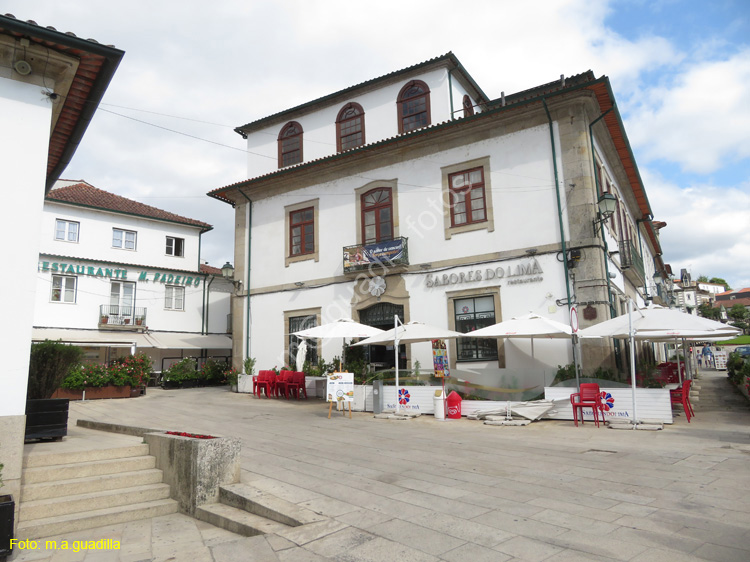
[
  {"x1": 292, "y1": 318, "x2": 385, "y2": 369},
  {"x1": 466, "y1": 312, "x2": 573, "y2": 360},
  {"x1": 295, "y1": 339, "x2": 308, "y2": 372},
  {"x1": 353, "y1": 320, "x2": 464, "y2": 413}
]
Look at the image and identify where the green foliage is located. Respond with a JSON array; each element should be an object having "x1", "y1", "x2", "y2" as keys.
[
  {"x1": 163, "y1": 357, "x2": 198, "y2": 383},
  {"x1": 728, "y1": 352, "x2": 749, "y2": 385},
  {"x1": 225, "y1": 367, "x2": 239, "y2": 386},
  {"x1": 60, "y1": 353, "x2": 154, "y2": 390},
  {"x1": 728, "y1": 304, "x2": 748, "y2": 322},
  {"x1": 709, "y1": 277, "x2": 731, "y2": 290},
  {"x1": 243, "y1": 356, "x2": 256, "y2": 376},
  {"x1": 200, "y1": 358, "x2": 227, "y2": 385},
  {"x1": 698, "y1": 303, "x2": 721, "y2": 321},
  {"x1": 28, "y1": 340, "x2": 84, "y2": 399},
  {"x1": 552, "y1": 363, "x2": 577, "y2": 385}
]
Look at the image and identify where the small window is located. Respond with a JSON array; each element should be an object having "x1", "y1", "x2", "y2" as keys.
[
  {"x1": 51, "y1": 275, "x2": 76, "y2": 303},
  {"x1": 166, "y1": 236, "x2": 185, "y2": 257},
  {"x1": 454, "y1": 296, "x2": 498, "y2": 361},
  {"x1": 289, "y1": 315, "x2": 318, "y2": 366},
  {"x1": 449, "y1": 167, "x2": 487, "y2": 226},
  {"x1": 290, "y1": 207, "x2": 314, "y2": 256},
  {"x1": 55, "y1": 219, "x2": 79, "y2": 242},
  {"x1": 462, "y1": 95, "x2": 474, "y2": 118},
  {"x1": 336, "y1": 102, "x2": 365, "y2": 152},
  {"x1": 397, "y1": 80, "x2": 431, "y2": 134},
  {"x1": 113, "y1": 228, "x2": 136, "y2": 250},
  {"x1": 361, "y1": 188, "x2": 393, "y2": 244},
  {"x1": 165, "y1": 285, "x2": 185, "y2": 311},
  {"x1": 278, "y1": 121, "x2": 303, "y2": 168}
]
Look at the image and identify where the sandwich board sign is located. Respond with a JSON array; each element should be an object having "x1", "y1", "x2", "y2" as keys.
[{"x1": 327, "y1": 372, "x2": 354, "y2": 418}]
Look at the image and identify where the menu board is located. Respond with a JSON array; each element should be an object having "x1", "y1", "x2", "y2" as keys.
[
  {"x1": 432, "y1": 339, "x2": 450, "y2": 378},
  {"x1": 326, "y1": 372, "x2": 354, "y2": 403}
]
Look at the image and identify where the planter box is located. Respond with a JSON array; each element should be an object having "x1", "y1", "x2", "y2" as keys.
[
  {"x1": 237, "y1": 373, "x2": 253, "y2": 393},
  {"x1": 0, "y1": 495, "x2": 13, "y2": 560},
  {"x1": 52, "y1": 385, "x2": 132, "y2": 400},
  {"x1": 25, "y1": 399, "x2": 69, "y2": 441}
]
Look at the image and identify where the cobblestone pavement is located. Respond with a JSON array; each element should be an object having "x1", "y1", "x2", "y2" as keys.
[{"x1": 13, "y1": 368, "x2": 750, "y2": 561}]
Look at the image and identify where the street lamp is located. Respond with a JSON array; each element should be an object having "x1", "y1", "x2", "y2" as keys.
[
  {"x1": 593, "y1": 193, "x2": 617, "y2": 235},
  {"x1": 221, "y1": 262, "x2": 242, "y2": 291}
]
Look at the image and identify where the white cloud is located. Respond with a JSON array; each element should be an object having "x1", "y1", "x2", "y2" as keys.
[{"x1": 645, "y1": 169, "x2": 750, "y2": 289}]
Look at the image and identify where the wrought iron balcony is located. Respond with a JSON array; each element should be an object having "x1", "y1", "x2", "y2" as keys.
[
  {"x1": 343, "y1": 237, "x2": 409, "y2": 273},
  {"x1": 619, "y1": 239, "x2": 645, "y2": 283},
  {"x1": 99, "y1": 305, "x2": 147, "y2": 328}
]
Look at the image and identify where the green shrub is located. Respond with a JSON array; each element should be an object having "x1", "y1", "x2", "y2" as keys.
[
  {"x1": 28, "y1": 340, "x2": 84, "y2": 399},
  {"x1": 201, "y1": 358, "x2": 226, "y2": 385},
  {"x1": 552, "y1": 363, "x2": 577, "y2": 385},
  {"x1": 163, "y1": 357, "x2": 197, "y2": 383},
  {"x1": 243, "y1": 357, "x2": 256, "y2": 377}
]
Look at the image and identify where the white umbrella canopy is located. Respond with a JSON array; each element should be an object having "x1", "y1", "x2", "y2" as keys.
[
  {"x1": 466, "y1": 312, "x2": 572, "y2": 338},
  {"x1": 352, "y1": 321, "x2": 463, "y2": 346},
  {"x1": 292, "y1": 318, "x2": 385, "y2": 339}
]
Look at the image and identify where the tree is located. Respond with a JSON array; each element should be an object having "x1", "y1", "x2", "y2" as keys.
[
  {"x1": 708, "y1": 277, "x2": 731, "y2": 291},
  {"x1": 698, "y1": 303, "x2": 720, "y2": 320},
  {"x1": 28, "y1": 340, "x2": 83, "y2": 399},
  {"x1": 728, "y1": 304, "x2": 748, "y2": 323},
  {"x1": 697, "y1": 275, "x2": 708, "y2": 283}
]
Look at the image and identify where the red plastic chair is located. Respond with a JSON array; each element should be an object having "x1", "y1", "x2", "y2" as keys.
[
  {"x1": 670, "y1": 379, "x2": 694, "y2": 422},
  {"x1": 276, "y1": 370, "x2": 294, "y2": 398},
  {"x1": 570, "y1": 383, "x2": 603, "y2": 427},
  {"x1": 255, "y1": 370, "x2": 274, "y2": 398},
  {"x1": 286, "y1": 371, "x2": 307, "y2": 399}
]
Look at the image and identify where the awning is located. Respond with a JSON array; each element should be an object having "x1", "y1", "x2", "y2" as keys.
[
  {"x1": 147, "y1": 332, "x2": 232, "y2": 350},
  {"x1": 32, "y1": 328, "x2": 157, "y2": 348}
]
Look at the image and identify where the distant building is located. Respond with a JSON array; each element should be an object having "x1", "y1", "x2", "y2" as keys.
[{"x1": 35, "y1": 180, "x2": 232, "y2": 371}]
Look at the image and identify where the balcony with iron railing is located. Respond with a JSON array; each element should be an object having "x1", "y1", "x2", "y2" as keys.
[
  {"x1": 99, "y1": 305, "x2": 147, "y2": 329},
  {"x1": 619, "y1": 239, "x2": 645, "y2": 284},
  {"x1": 343, "y1": 236, "x2": 409, "y2": 273}
]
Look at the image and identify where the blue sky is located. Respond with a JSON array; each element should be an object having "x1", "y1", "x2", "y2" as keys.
[{"x1": 5, "y1": 0, "x2": 749, "y2": 290}]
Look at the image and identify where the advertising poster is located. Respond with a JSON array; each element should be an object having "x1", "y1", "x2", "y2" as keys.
[
  {"x1": 326, "y1": 372, "x2": 354, "y2": 403},
  {"x1": 343, "y1": 238, "x2": 406, "y2": 272},
  {"x1": 432, "y1": 339, "x2": 449, "y2": 378}
]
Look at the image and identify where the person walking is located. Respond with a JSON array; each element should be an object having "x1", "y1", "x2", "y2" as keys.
[{"x1": 702, "y1": 343, "x2": 713, "y2": 369}]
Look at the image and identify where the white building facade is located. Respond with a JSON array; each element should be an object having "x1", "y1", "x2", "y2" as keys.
[
  {"x1": 35, "y1": 181, "x2": 232, "y2": 371},
  {"x1": 212, "y1": 54, "x2": 667, "y2": 398}
]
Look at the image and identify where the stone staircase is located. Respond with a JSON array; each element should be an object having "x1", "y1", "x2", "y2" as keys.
[
  {"x1": 17, "y1": 442, "x2": 178, "y2": 539},
  {"x1": 195, "y1": 482, "x2": 326, "y2": 536}
]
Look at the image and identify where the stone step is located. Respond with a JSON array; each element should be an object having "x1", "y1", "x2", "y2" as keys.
[
  {"x1": 20, "y1": 483, "x2": 171, "y2": 521},
  {"x1": 22, "y1": 455, "x2": 155, "y2": 484},
  {"x1": 16, "y1": 498, "x2": 178, "y2": 540},
  {"x1": 194, "y1": 503, "x2": 289, "y2": 537},
  {"x1": 219, "y1": 483, "x2": 326, "y2": 527},
  {"x1": 23, "y1": 443, "x2": 150, "y2": 468},
  {"x1": 21, "y1": 469, "x2": 164, "y2": 502}
]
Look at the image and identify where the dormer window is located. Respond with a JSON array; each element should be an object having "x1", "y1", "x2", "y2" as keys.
[
  {"x1": 336, "y1": 102, "x2": 365, "y2": 152},
  {"x1": 397, "y1": 80, "x2": 431, "y2": 134},
  {"x1": 278, "y1": 121, "x2": 303, "y2": 168}
]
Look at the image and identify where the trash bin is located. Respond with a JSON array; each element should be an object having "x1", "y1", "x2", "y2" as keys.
[
  {"x1": 433, "y1": 389, "x2": 445, "y2": 420},
  {"x1": 446, "y1": 391, "x2": 462, "y2": 419}
]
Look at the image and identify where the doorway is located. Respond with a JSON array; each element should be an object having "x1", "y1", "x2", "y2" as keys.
[{"x1": 359, "y1": 302, "x2": 405, "y2": 369}]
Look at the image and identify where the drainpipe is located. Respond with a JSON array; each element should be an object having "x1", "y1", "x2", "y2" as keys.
[
  {"x1": 239, "y1": 192, "x2": 253, "y2": 362},
  {"x1": 448, "y1": 69, "x2": 455, "y2": 119},
  {"x1": 198, "y1": 231, "x2": 203, "y2": 271},
  {"x1": 542, "y1": 98, "x2": 580, "y2": 386},
  {"x1": 203, "y1": 275, "x2": 215, "y2": 334},
  {"x1": 636, "y1": 218, "x2": 649, "y2": 303},
  {"x1": 589, "y1": 108, "x2": 616, "y2": 319}
]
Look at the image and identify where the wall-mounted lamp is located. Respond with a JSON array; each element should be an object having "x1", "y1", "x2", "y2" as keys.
[
  {"x1": 593, "y1": 193, "x2": 617, "y2": 236},
  {"x1": 221, "y1": 262, "x2": 242, "y2": 291}
]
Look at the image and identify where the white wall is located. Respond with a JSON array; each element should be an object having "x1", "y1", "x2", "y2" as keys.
[
  {"x1": 244, "y1": 68, "x2": 451, "y2": 178},
  {"x1": 0, "y1": 78, "x2": 52, "y2": 415}
]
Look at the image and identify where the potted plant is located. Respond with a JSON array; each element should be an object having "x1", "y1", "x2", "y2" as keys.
[
  {"x1": 100, "y1": 315, "x2": 109, "y2": 324},
  {"x1": 0, "y1": 462, "x2": 14, "y2": 561},
  {"x1": 25, "y1": 340, "x2": 82, "y2": 442},
  {"x1": 135, "y1": 315, "x2": 144, "y2": 326},
  {"x1": 237, "y1": 357, "x2": 256, "y2": 393}
]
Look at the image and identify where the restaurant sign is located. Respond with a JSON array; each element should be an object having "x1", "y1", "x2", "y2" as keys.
[
  {"x1": 425, "y1": 259, "x2": 543, "y2": 288},
  {"x1": 39, "y1": 261, "x2": 201, "y2": 286}
]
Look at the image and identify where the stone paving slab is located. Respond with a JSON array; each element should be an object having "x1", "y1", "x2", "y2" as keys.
[{"x1": 11, "y1": 369, "x2": 750, "y2": 561}]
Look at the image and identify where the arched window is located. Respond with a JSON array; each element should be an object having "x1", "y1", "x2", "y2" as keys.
[
  {"x1": 278, "y1": 121, "x2": 303, "y2": 168},
  {"x1": 462, "y1": 95, "x2": 474, "y2": 117},
  {"x1": 361, "y1": 187, "x2": 393, "y2": 244},
  {"x1": 336, "y1": 102, "x2": 365, "y2": 152},
  {"x1": 397, "y1": 80, "x2": 431, "y2": 134}
]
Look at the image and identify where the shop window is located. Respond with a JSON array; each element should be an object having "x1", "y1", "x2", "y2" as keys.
[
  {"x1": 462, "y1": 95, "x2": 474, "y2": 117},
  {"x1": 397, "y1": 80, "x2": 431, "y2": 134},
  {"x1": 336, "y1": 102, "x2": 365, "y2": 152},
  {"x1": 51, "y1": 275, "x2": 76, "y2": 303},
  {"x1": 166, "y1": 236, "x2": 184, "y2": 257},
  {"x1": 278, "y1": 121, "x2": 303, "y2": 168},
  {"x1": 165, "y1": 285, "x2": 184, "y2": 311},
  {"x1": 113, "y1": 228, "x2": 136, "y2": 250},
  {"x1": 55, "y1": 219, "x2": 79, "y2": 242},
  {"x1": 449, "y1": 167, "x2": 487, "y2": 227},
  {"x1": 290, "y1": 207, "x2": 314, "y2": 256},
  {"x1": 454, "y1": 295, "x2": 498, "y2": 361},
  {"x1": 288, "y1": 315, "x2": 318, "y2": 367},
  {"x1": 361, "y1": 188, "x2": 393, "y2": 244}
]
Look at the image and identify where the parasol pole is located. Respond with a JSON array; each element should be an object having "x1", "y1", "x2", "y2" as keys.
[
  {"x1": 628, "y1": 299, "x2": 638, "y2": 428},
  {"x1": 394, "y1": 315, "x2": 401, "y2": 414}
]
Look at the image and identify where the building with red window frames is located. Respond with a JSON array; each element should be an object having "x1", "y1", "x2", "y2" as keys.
[{"x1": 211, "y1": 53, "x2": 671, "y2": 393}]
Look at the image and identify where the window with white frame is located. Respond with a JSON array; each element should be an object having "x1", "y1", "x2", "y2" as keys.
[
  {"x1": 165, "y1": 285, "x2": 185, "y2": 310},
  {"x1": 166, "y1": 236, "x2": 185, "y2": 257},
  {"x1": 51, "y1": 275, "x2": 76, "y2": 303},
  {"x1": 113, "y1": 228, "x2": 136, "y2": 250},
  {"x1": 454, "y1": 295, "x2": 498, "y2": 361},
  {"x1": 54, "y1": 219, "x2": 79, "y2": 242}
]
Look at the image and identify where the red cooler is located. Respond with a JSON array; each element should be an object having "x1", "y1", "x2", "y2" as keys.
[{"x1": 446, "y1": 391, "x2": 462, "y2": 419}]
